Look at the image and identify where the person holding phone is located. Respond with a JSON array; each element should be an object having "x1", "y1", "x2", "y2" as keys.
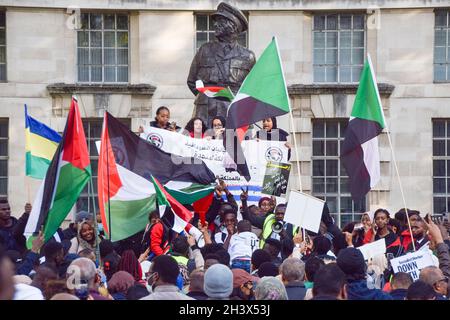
[{"x1": 363, "y1": 209, "x2": 403, "y2": 257}]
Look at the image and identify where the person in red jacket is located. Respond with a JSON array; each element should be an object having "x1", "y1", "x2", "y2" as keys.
[
  {"x1": 363, "y1": 209, "x2": 402, "y2": 257},
  {"x1": 141, "y1": 210, "x2": 170, "y2": 259}
]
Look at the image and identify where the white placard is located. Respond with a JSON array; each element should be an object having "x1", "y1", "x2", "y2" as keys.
[
  {"x1": 284, "y1": 190, "x2": 325, "y2": 233},
  {"x1": 357, "y1": 239, "x2": 386, "y2": 261},
  {"x1": 390, "y1": 250, "x2": 435, "y2": 281}
]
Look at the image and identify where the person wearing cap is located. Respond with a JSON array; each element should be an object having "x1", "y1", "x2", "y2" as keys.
[
  {"x1": 336, "y1": 247, "x2": 392, "y2": 300},
  {"x1": 230, "y1": 268, "x2": 258, "y2": 300},
  {"x1": 187, "y1": 2, "x2": 256, "y2": 124},
  {"x1": 203, "y1": 263, "x2": 233, "y2": 300}
]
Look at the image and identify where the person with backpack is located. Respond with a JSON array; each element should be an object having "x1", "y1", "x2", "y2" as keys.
[{"x1": 141, "y1": 210, "x2": 170, "y2": 259}]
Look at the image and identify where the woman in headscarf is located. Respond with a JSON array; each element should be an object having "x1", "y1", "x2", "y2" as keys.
[
  {"x1": 117, "y1": 250, "x2": 146, "y2": 286},
  {"x1": 254, "y1": 117, "x2": 292, "y2": 159},
  {"x1": 254, "y1": 276, "x2": 288, "y2": 300},
  {"x1": 107, "y1": 271, "x2": 136, "y2": 300},
  {"x1": 68, "y1": 219, "x2": 99, "y2": 257}
]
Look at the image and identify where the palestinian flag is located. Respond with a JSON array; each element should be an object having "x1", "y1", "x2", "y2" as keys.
[
  {"x1": 25, "y1": 97, "x2": 91, "y2": 243},
  {"x1": 226, "y1": 37, "x2": 290, "y2": 129},
  {"x1": 196, "y1": 80, "x2": 234, "y2": 102},
  {"x1": 340, "y1": 55, "x2": 386, "y2": 201},
  {"x1": 98, "y1": 112, "x2": 216, "y2": 242},
  {"x1": 25, "y1": 105, "x2": 62, "y2": 179}
]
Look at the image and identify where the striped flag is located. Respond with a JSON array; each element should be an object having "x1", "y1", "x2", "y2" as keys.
[
  {"x1": 25, "y1": 105, "x2": 61, "y2": 179},
  {"x1": 25, "y1": 97, "x2": 91, "y2": 243},
  {"x1": 340, "y1": 55, "x2": 385, "y2": 201},
  {"x1": 97, "y1": 112, "x2": 216, "y2": 242},
  {"x1": 196, "y1": 80, "x2": 234, "y2": 102}
]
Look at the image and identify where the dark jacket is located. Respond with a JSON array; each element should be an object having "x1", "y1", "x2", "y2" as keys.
[
  {"x1": 311, "y1": 295, "x2": 339, "y2": 300},
  {"x1": 186, "y1": 291, "x2": 209, "y2": 300},
  {"x1": 112, "y1": 292, "x2": 127, "y2": 300},
  {"x1": 390, "y1": 288, "x2": 407, "y2": 300},
  {"x1": 436, "y1": 242, "x2": 450, "y2": 278},
  {"x1": 149, "y1": 120, "x2": 181, "y2": 131},
  {"x1": 285, "y1": 281, "x2": 307, "y2": 300},
  {"x1": 17, "y1": 251, "x2": 40, "y2": 276},
  {"x1": 0, "y1": 216, "x2": 19, "y2": 251},
  {"x1": 346, "y1": 280, "x2": 393, "y2": 300}
]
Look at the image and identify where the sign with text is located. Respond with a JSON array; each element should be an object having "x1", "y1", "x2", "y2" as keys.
[
  {"x1": 261, "y1": 162, "x2": 291, "y2": 197},
  {"x1": 390, "y1": 250, "x2": 435, "y2": 281},
  {"x1": 284, "y1": 191, "x2": 324, "y2": 233}
]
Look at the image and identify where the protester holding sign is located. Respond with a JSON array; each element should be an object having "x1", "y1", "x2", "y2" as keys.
[
  {"x1": 254, "y1": 117, "x2": 291, "y2": 159},
  {"x1": 363, "y1": 209, "x2": 402, "y2": 257}
]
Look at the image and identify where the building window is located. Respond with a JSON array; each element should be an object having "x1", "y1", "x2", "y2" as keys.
[
  {"x1": 434, "y1": 10, "x2": 450, "y2": 82},
  {"x1": 0, "y1": 11, "x2": 6, "y2": 81},
  {"x1": 77, "y1": 13, "x2": 129, "y2": 83},
  {"x1": 0, "y1": 119, "x2": 8, "y2": 199},
  {"x1": 76, "y1": 118, "x2": 131, "y2": 213},
  {"x1": 195, "y1": 13, "x2": 248, "y2": 50},
  {"x1": 312, "y1": 119, "x2": 366, "y2": 227},
  {"x1": 313, "y1": 13, "x2": 365, "y2": 83},
  {"x1": 432, "y1": 119, "x2": 450, "y2": 214}
]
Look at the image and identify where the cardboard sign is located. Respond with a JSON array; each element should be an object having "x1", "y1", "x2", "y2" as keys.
[
  {"x1": 261, "y1": 162, "x2": 291, "y2": 197},
  {"x1": 390, "y1": 250, "x2": 435, "y2": 281},
  {"x1": 357, "y1": 239, "x2": 386, "y2": 261},
  {"x1": 284, "y1": 191, "x2": 325, "y2": 233}
]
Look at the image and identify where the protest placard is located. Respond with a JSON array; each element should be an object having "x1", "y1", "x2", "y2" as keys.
[
  {"x1": 390, "y1": 250, "x2": 435, "y2": 281},
  {"x1": 357, "y1": 239, "x2": 386, "y2": 261},
  {"x1": 261, "y1": 162, "x2": 291, "y2": 197},
  {"x1": 284, "y1": 191, "x2": 324, "y2": 233}
]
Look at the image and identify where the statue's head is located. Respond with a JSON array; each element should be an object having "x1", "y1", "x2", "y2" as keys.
[{"x1": 212, "y1": 2, "x2": 248, "y2": 40}]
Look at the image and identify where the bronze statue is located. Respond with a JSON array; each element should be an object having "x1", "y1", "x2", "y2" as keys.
[{"x1": 187, "y1": 2, "x2": 256, "y2": 125}]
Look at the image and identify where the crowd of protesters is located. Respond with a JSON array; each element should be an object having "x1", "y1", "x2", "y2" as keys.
[{"x1": 1, "y1": 106, "x2": 449, "y2": 300}]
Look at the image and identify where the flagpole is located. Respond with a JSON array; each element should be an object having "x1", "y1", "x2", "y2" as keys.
[
  {"x1": 289, "y1": 111, "x2": 303, "y2": 193},
  {"x1": 273, "y1": 36, "x2": 303, "y2": 193},
  {"x1": 367, "y1": 55, "x2": 415, "y2": 252},
  {"x1": 104, "y1": 112, "x2": 112, "y2": 242},
  {"x1": 88, "y1": 176, "x2": 101, "y2": 265}
]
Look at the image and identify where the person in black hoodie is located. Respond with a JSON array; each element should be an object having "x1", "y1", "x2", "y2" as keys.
[
  {"x1": 336, "y1": 247, "x2": 392, "y2": 300},
  {"x1": 389, "y1": 272, "x2": 412, "y2": 300}
]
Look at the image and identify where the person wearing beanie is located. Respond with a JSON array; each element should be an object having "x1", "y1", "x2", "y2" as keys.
[
  {"x1": 337, "y1": 248, "x2": 392, "y2": 300},
  {"x1": 258, "y1": 262, "x2": 279, "y2": 277},
  {"x1": 203, "y1": 264, "x2": 233, "y2": 300}
]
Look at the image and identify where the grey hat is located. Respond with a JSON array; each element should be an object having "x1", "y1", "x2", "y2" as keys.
[
  {"x1": 75, "y1": 210, "x2": 93, "y2": 223},
  {"x1": 203, "y1": 264, "x2": 233, "y2": 299}
]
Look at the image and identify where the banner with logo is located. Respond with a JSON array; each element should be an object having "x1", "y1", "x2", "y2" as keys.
[{"x1": 140, "y1": 126, "x2": 289, "y2": 205}]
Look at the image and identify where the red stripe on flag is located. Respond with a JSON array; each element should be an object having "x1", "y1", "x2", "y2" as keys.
[
  {"x1": 152, "y1": 176, "x2": 194, "y2": 224},
  {"x1": 193, "y1": 193, "x2": 214, "y2": 226},
  {"x1": 62, "y1": 98, "x2": 90, "y2": 170},
  {"x1": 98, "y1": 112, "x2": 123, "y2": 236}
]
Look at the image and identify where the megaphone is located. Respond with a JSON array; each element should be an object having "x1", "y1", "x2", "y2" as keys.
[{"x1": 272, "y1": 221, "x2": 284, "y2": 233}]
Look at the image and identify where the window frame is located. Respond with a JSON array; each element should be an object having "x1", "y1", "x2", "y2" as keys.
[
  {"x1": 0, "y1": 118, "x2": 8, "y2": 199},
  {"x1": 311, "y1": 119, "x2": 367, "y2": 227},
  {"x1": 434, "y1": 9, "x2": 450, "y2": 83},
  {"x1": 77, "y1": 12, "x2": 130, "y2": 84},
  {"x1": 0, "y1": 10, "x2": 6, "y2": 82},
  {"x1": 312, "y1": 13, "x2": 366, "y2": 84},
  {"x1": 432, "y1": 119, "x2": 450, "y2": 215}
]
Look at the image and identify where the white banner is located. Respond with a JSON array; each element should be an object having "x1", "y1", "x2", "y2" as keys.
[
  {"x1": 390, "y1": 250, "x2": 435, "y2": 281},
  {"x1": 140, "y1": 126, "x2": 290, "y2": 205}
]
